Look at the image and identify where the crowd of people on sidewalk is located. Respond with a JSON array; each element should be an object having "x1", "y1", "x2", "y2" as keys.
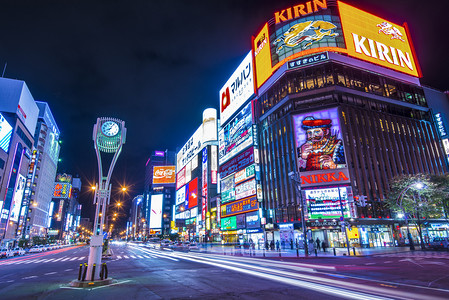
[{"x1": 261, "y1": 238, "x2": 328, "y2": 252}]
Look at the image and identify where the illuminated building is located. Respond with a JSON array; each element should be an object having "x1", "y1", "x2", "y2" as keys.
[
  {"x1": 26, "y1": 102, "x2": 61, "y2": 239},
  {"x1": 175, "y1": 109, "x2": 219, "y2": 242},
  {"x1": 0, "y1": 78, "x2": 39, "y2": 245},
  {"x1": 48, "y1": 174, "x2": 82, "y2": 241},
  {"x1": 251, "y1": 1, "x2": 448, "y2": 248},
  {"x1": 142, "y1": 150, "x2": 176, "y2": 237}
]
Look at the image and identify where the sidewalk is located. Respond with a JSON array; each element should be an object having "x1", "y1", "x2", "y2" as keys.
[{"x1": 194, "y1": 244, "x2": 447, "y2": 258}]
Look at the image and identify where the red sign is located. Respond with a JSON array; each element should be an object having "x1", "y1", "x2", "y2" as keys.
[
  {"x1": 219, "y1": 146, "x2": 254, "y2": 178},
  {"x1": 300, "y1": 169, "x2": 350, "y2": 187}
]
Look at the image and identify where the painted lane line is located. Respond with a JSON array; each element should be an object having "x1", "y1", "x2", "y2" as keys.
[
  {"x1": 33, "y1": 259, "x2": 46, "y2": 264},
  {"x1": 78, "y1": 256, "x2": 85, "y2": 260},
  {"x1": 143, "y1": 255, "x2": 152, "y2": 259},
  {"x1": 44, "y1": 272, "x2": 57, "y2": 275},
  {"x1": 137, "y1": 255, "x2": 143, "y2": 259},
  {"x1": 65, "y1": 268, "x2": 74, "y2": 271},
  {"x1": 22, "y1": 276, "x2": 38, "y2": 279},
  {"x1": 123, "y1": 255, "x2": 129, "y2": 259},
  {"x1": 69, "y1": 257, "x2": 78, "y2": 261},
  {"x1": 6, "y1": 280, "x2": 14, "y2": 283},
  {"x1": 52, "y1": 257, "x2": 66, "y2": 262},
  {"x1": 60, "y1": 258, "x2": 71, "y2": 262},
  {"x1": 366, "y1": 263, "x2": 376, "y2": 265},
  {"x1": 130, "y1": 255, "x2": 136, "y2": 259},
  {"x1": 117, "y1": 255, "x2": 122, "y2": 259},
  {"x1": 23, "y1": 259, "x2": 36, "y2": 264},
  {"x1": 127, "y1": 245, "x2": 179, "y2": 261}
]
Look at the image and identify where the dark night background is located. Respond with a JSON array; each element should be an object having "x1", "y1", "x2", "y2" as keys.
[{"x1": 0, "y1": 0, "x2": 447, "y2": 228}]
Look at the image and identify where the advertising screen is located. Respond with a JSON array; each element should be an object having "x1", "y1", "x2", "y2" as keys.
[
  {"x1": 253, "y1": 23, "x2": 272, "y2": 88},
  {"x1": 53, "y1": 182, "x2": 72, "y2": 199},
  {"x1": 221, "y1": 216, "x2": 237, "y2": 230},
  {"x1": 201, "y1": 148, "x2": 208, "y2": 222},
  {"x1": 338, "y1": 1, "x2": 420, "y2": 77},
  {"x1": 219, "y1": 146, "x2": 255, "y2": 178},
  {"x1": 153, "y1": 166, "x2": 176, "y2": 184},
  {"x1": 270, "y1": 6, "x2": 344, "y2": 69},
  {"x1": 235, "y1": 178, "x2": 256, "y2": 200},
  {"x1": 176, "y1": 167, "x2": 186, "y2": 190},
  {"x1": 304, "y1": 186, "x2": 350, "y2": 219},
  {"x1": 9, "y1": 174, "x2": 26, "y2": 222},
  {"x1": 234, "y1": 164, "x2": 255, "y2": 185},
  {"x1": 211, "y1": 146, "x2": 218, "y2": 184},
  {"x1": 56, "y1": 173, "x2": 72, "y2": 183},
  {"x1": 149, "y1": 194, "x2": 163, "y2": 229},
  {"x1": 0, "y1": 113, "x2": 13, "y2": 153},
  {"x1": 177, "y1": 125, "x2": 203, "y2": 171},
  {"x1": 219, "y1": 102, "x2": 253, "y2": 164},
  {"x1": 292, "y1": 107, "x2": 346, "y2": 172},
  {"x1": 219, "y1": 51, "x2": 255, "y2": 125},
  {"x1": 246, "y1": 211, "x2": 260, "y2": 229},
  {"x1": 185, "y1": 177, "x2": 198, "y2": 209},
  {"x1": 220, "y1": 174, "x2": 235, "y2": 204},
  {"x1": 176, "y1": 185, "x2": 186, "y2": 205},
  {"x1": 221, "y1": 196, "x2": 258, "y2": 218}
]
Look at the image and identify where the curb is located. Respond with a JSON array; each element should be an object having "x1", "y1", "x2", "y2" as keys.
[{"x1": 70, "y1": 278, "x2": 115, "y2": 288}]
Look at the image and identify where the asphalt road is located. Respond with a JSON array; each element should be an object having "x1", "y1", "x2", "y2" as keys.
[{"x1": 0, "y1": 243, "x2": 448, "y2": 299}]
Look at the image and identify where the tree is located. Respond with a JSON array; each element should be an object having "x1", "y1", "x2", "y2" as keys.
[{"x1": 385, "y1": 174, "x2": 444, "y2": 249}]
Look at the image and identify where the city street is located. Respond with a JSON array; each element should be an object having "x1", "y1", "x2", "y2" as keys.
[{"x1": 1, "y1": 243, "x2": 449, "y2": 299}]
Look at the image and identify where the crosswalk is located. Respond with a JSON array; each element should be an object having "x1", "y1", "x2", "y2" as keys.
[
  {"x1": 374, "y1": 252, "x2": 449, "y2": 260},
  {"x1": 0, "y1": 254, "x2": 159, "y2": 266}
]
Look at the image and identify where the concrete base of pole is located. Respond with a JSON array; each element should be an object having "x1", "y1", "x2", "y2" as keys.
[
  {"x1": 70, "y1": 278, "x2": 114, "y2": 288},
  {"x1": 86, "y1": 240, "x2": 103, "y2": 280}
]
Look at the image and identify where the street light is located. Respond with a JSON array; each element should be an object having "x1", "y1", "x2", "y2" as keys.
[
  {"x1": 396, "y1": 182, "x2": 426, "y2": 250},
  {"x1": 288, "y1": 171, "x2": 308, "y2": 257}
]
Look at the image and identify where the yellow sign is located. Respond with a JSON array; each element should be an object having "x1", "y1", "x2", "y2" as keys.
[
  {"x1": 346, "y1": 227, "x2": 359, "y2": 240},
  {"x1": 338, "y1": 1, "x2": 420, "y2": 77},
  {"x1": 253, "y1": 23, "x2": 272, "y2": 88}
]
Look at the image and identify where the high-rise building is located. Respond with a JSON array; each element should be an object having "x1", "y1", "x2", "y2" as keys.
[
  {"x1": 0, "y1": 78, "x2": 39, "y2": 246},
  {"x1": 27, "y1": 101, "x2": 60, "y2": 238}
]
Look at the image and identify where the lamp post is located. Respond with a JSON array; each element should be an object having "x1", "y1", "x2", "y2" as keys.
[
  {"x1": 396, "y1": 182, "x2": 425, "y2": 251},
  {"x1": 288, "y1": 171, "x2": 308, "y2": 257}
]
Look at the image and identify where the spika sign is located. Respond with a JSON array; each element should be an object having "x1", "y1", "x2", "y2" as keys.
[
  {"x1": 219, "y1": 51, "x2": 255, "y2": 125},
  {"x1": 338, "y1": 1, "x2": 420, "y2": 77}
]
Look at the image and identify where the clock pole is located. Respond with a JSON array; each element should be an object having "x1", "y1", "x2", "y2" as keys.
[{"x1": 85, "y1": 117, "x2": 126, "y2": 282}]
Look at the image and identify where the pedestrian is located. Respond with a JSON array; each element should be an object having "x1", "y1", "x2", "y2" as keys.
[
  {"x1": 276, "y1": 240, "x2": 280, "y2": 251},
  {"x1": 316, "y1": 238, "x2": 321, "y2": 251},
  {"x1": 265, "y1": 240, "x2": 269, "y2": 250},
  {"x1": 322, "y1": 240, "x2": 327, "y2": 252},
  {"x1": 270, "y1": 240, "x2": 274, "y2": 251},
  {"x1": 290, "y1": 239, "x2": 294, "y2": 250}
]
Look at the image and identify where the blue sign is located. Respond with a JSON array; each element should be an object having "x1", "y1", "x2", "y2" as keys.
[{"x1": 288, "y1": 52, "x2": 329, "y2": 69}]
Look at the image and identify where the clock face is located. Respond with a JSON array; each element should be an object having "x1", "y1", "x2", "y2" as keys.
[{"x1": 101, "y1": 121, "x2": 119, "y2": 137}]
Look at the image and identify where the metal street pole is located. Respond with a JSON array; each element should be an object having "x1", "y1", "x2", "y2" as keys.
[
  {"x1": 85, "y1": 118, "x2": 126, "y2": 282},
  {"x1": 288, "y1": 171, "x2": 308, "y2": 257},
  {"x1": 397, "y1": 184, "x2": 416, "y2": 251}
]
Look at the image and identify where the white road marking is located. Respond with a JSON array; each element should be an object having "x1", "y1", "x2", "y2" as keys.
[
  {"x1": 44, "y1": 272, "x2": 57, "y2": 275},
  {"x1": 45, "y1": 259, "x2": 55, "y2": 262},
  {"x1": 130, "y1": 255, "x2": 136, "y2": 259},
  {"x1": 22, "y1": 276, "x2": 38, "y2": 279},
  {"x1": 143, "y1": 255, "x2": 152, "y2": 259},
  {"x1": 69, "y1": 257, "x2": 78, "y2": 261},
  {"x1": 365, "y1": 263, "x2": 376, "y2": 265},
  {"x1": 65, "y1": 269, "x2": 73, "y2": 271},
  {"x1": 137, "y1": 255, "x2": 143, "y2": 259},
  {"x1": 23, "y1": 260, "x2": 36, "y2": 264},
  {"x1": 33, "y1": 259, "x2": 46, "y2": 263},
  {"x1": 6, "y1": 280, "x2": 14, "y2": 283},
  {"x1": 78, "y1": 257, "x2": 85, "y2": 260},
  {"x1": 117, "y1": 255, "x2": 122, "y2": 259},
  {"x1": 60, "y1": 258, "x2": 70, "y2": 262},
  {"x1": 53, "y1": 257, "x2": 66, "y2": 262},
  {"x1": 123, "y1": 255, "x2": 129, "y2": 259}
]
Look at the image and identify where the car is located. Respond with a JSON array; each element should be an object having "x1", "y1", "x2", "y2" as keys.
[
  {"x1": 188, "y1": 242, "x2": 200, "y2": 251},
  {"x1": 29, "y1": 246, "x2": 41, "y2": 253},
  {"x1": 0, "y1": 248, "x2": 13, "y2": 258},
  {"x1": 160, "y1": 239, "x2": 171, "y2": 248},
  {"x1": 12, "y1": 247, "x2": 25, "y2": 256},
  {"x1": 429, "y1": 237, "x2": 449, "y2": 250}
]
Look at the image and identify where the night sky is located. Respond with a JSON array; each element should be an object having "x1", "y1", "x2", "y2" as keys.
[{"x1": 0, "y1": 0, "x2": 447, "y2": 226}]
